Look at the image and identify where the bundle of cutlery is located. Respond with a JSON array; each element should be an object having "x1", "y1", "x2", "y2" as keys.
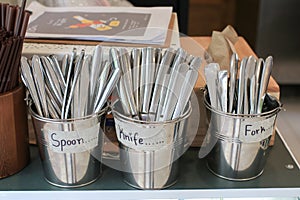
[
  {"x1": 112, "y1": 47, "x2": 202, "y2": 121},
  {"x1": 21, "y1": 45, "x2": 120, "y2": 119},
  {"x1": 204, "y1": 53, "x2": 273, "y2": 114}
]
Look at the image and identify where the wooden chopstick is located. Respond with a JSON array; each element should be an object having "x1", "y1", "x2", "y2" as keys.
[{"x1": 0, "y1": 0, "x2": 29, "y2": 93}]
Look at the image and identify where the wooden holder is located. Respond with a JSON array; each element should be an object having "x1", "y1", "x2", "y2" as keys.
[{"x1": 0, "y1": 85, "x2": 30, "y2": 178}]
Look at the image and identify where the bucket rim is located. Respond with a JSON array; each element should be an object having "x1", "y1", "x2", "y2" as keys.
[
  {"x1": 111, "y1": 100, "x2": 192, "y2": 125},
  {"x1": 29, "y1": 103, "x2": 107, "y2": 123}
]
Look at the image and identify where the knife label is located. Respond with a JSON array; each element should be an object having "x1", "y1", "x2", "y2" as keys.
[{"x1": 115, "y1": 117, "x2": 177, "y2": 151}]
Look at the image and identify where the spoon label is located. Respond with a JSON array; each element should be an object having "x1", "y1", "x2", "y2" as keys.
[{"x1": 47, "y1": 123, "x2": 100, "y2": 153}]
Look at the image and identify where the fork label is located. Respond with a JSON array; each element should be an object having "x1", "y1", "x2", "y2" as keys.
[{"x1": 239, "y1": 115, "x2": 276, "y2": 143}]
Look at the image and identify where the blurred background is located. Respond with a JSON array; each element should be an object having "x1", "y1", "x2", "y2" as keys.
[{"x1": 2, "y1": 0, "x2": 299, "y2": 86}]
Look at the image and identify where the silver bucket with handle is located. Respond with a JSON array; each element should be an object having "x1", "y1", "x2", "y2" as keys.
[{"x1": 203, "y1": 91, "x2": 282, "y2": 181}]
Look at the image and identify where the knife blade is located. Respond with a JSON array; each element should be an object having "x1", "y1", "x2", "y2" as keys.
[
  {"x1": 142, "y1": 47, "x2": 155, "y2": 113},
  {"x1": 131, "y1": 48, "x2": 141, "y2": 113},
  {"x1": 160, "y1": 63, "x2": 189, "y2": 121},
  {"x1": 172, "y1": 68, "x2": 199, "y2": 119},
  {"x1": 149, "y1": 48, "x2": 175, "y2": 114},
  {"x1": 204, "y1": 63, "x2": 220, "y2": 110}
]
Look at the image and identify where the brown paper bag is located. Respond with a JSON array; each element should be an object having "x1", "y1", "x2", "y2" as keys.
[{"x1": 207, "y1": 25, "x2": 239, "y2": 70}]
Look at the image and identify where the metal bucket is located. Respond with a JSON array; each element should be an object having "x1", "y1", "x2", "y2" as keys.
[
  {"x1": 112, "y1": 100, "x2": 191, "y2": 189},
  {"x1": 203, "y1": 91, "x2": 282, "y2": 181},
  {"x1": 30, "y1": 105, "x2": 106, "y2": 187}
]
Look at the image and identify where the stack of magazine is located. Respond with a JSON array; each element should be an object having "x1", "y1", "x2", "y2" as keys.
[{"x1": 25, "y1": 1, "x2": 173, "y2": 45}]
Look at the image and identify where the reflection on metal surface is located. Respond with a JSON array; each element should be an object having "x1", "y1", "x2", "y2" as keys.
[
  {"x1": 30, "y1": 105, "x2": 106, "y2": 187},
  {"x1": 112, "y1": 100, "x2": 191, "y2": 189},
  {"x1": 203, "y1": 92, "x2": 281, "y2": 181}
]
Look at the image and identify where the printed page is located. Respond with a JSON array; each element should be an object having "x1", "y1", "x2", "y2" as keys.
[{"x1": 26, "y1": 1, "x2": 172, "y2": 45}]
